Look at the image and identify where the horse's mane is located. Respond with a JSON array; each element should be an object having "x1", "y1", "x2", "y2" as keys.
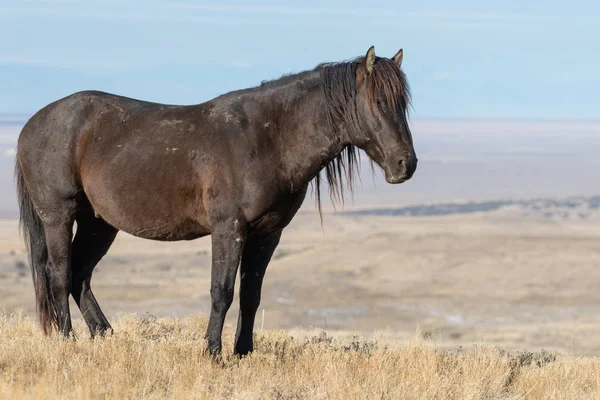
[{"x1": 315, "y1": 57, "x2": 411, "y2": 217}]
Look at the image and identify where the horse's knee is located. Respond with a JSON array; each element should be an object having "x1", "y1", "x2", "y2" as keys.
[{"x1": 210, "y1": 285, "x2": 234, "y2": 311}]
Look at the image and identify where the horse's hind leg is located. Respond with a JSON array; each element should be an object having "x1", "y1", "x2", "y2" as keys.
[
  {"x1": 43, "y1": 211, "x2": 76, "y2": 337},
  {"x1": 71, "y1": 210, "x2": 118, "y2": 337}
]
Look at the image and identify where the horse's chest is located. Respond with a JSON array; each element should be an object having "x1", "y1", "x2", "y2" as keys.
[
  {"x1": 250, "y1": 211, "x2": 290, "y2": 234},
  {"x1": 247, "y1": 188, "x2": 308, "y2": 235}
]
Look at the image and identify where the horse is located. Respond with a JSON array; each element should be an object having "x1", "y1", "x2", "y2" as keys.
[{"x1": 15, "y1": 46, "x2": 417, "y2": 355}]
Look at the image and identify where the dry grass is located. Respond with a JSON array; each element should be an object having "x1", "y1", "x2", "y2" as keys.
[{"x1": 1, "y1": 313, "x2": 600, "y2": 399}]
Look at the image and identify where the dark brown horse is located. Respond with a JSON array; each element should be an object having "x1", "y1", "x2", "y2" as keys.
[{"x1": 15, "y1": 46, "x2": 416, "y2": 355}]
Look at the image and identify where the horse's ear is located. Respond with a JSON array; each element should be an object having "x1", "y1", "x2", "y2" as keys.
[
  {"x1": 392, "y1": 49, "x2": 403, "y2": 68},
  {"x1": 365, "y1": 46, "x2": 376, "y2": 74}
]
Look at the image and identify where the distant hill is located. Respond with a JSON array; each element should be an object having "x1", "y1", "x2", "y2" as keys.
[{"x1": 344, "y1": 196, "x2": 600, "y2": 221}]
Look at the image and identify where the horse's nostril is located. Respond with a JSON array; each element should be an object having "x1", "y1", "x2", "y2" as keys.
[{"x1": 398, "y1": 159, "x2": 405, "y2": 168}]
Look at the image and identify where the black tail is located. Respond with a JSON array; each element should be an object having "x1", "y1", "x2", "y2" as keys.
[{"x1": 15, "y1": 158, "x2": 57, "y2": 334}]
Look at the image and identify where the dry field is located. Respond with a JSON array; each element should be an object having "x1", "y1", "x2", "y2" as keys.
[
  {"x1": 1, "y1": 201, "x2": 600, "y2": 398},
  {"x1": 2, "y1": 203, "x2": 600, "y2": 354},
  {"x1": 2, "y1": 313, "x2": 600, "y2": 399}
]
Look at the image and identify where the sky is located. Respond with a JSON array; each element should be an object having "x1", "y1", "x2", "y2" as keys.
[{"x1": 1, "y1": 0, "x2": 599, "y2": 119}]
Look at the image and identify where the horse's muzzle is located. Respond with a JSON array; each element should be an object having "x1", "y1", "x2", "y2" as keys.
[{"x1": 384, "y1": 155, "x2": 417, "y2": 184}]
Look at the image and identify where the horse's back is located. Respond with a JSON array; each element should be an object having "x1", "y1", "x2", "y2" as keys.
[
  {"x1": 17, "y1": 89, "x2": 204, "y2": 181},
  {"x1": 17, "y1": 91, "x2": 214, "y2": 239}
]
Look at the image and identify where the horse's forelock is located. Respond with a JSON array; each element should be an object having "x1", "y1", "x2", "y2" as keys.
[{"x1": 365, "y1": 58, "x2": 411, "y2": 117}]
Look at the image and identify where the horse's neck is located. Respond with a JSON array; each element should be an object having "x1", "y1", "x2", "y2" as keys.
[{"x1": 266, "y1": 81, "x2": 347, "y2": 190}]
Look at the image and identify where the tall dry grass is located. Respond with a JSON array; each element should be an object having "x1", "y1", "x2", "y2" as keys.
[{"x1": 1, "y1": 312, "x2": 599, "y2": 399}]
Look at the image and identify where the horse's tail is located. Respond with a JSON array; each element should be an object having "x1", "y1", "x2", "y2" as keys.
[{"x1": 15, "y1": 157, "x2": 56, "y2": 334}]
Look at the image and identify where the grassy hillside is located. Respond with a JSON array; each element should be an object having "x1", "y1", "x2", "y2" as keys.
[{"x1": 1, "y1": 313, "x2": 599, "y2": 399}]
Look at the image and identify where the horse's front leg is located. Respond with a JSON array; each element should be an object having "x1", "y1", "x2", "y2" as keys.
[
  {"x1": 205, "y1": 217, "x2": 246, "y2": 355},
  {"x1": 234, "y1": 230, "x2": 282, "y2": 356}
]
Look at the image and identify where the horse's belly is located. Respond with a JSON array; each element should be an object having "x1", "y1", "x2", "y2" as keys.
[
  {"x1": 124, "y1": 221, "x2": 211, "y2": 241},
  {"x1": 91, "y1": 199, "x2": 211, "y2": 241},
  {"x1": 82, "y1": 164, "x2": 211, "y2": 241}
]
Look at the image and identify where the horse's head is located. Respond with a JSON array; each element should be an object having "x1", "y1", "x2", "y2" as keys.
[{"x1": 353, "y1": 46, "x2": 417, "y2": 184}]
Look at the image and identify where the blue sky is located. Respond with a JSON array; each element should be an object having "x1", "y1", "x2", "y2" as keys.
[{"x1": 0, "y1": 0, "x2": 599, "y2": 119}]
